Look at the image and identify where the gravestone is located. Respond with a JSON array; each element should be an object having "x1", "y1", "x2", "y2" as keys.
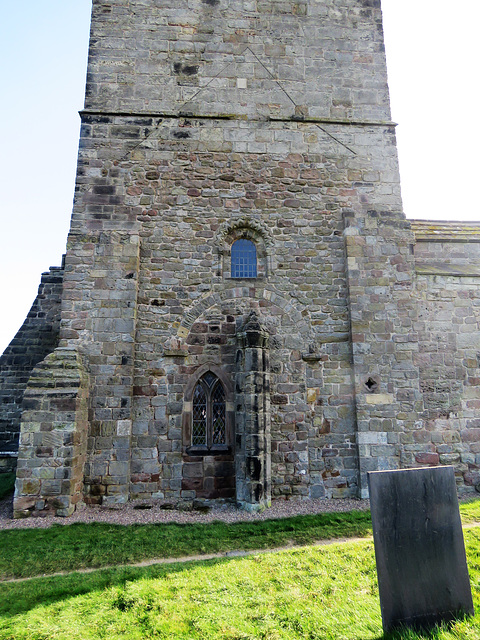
[{"x1": 368, "y1": 467, "x2": 474, "y2": 633}]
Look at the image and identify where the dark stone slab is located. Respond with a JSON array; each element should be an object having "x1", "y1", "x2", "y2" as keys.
[{"x1": 368, "y1": 466, "x2": 474, "y2": 633}]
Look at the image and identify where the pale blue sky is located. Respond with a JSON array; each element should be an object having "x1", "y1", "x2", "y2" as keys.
[{"x1": 0, "y1": 1, "x2": 479, "y2": 354}]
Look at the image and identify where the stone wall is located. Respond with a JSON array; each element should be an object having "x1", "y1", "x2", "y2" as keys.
[
  {"x1": 84, "y1": 0, "x2": 390, "y2": 122},
  {"x1": 57, "y1": 0, "x2": 402, "y2": 507},
  {"x1": 345, "y1": 210, "x2": 423, "y2": 496},
  {"x1": 0, "y1": 263, "x2": 64, "y2": 471},
  {"x1": 6, "y1": 0, "x2": 480, "y2": 514},
  {"x1": 412, "y1": 222, "x2": 480, "y2": 494},
  {"x1": 11, "y1": 0, "x2": 458, "y2": 514}
]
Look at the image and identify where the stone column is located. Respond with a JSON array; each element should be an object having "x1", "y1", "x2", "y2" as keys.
[{"x1": 235, "y1": 312, "x2": 271, "y2": 511}]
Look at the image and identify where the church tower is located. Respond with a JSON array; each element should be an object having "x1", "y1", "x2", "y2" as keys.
[{"x1": 12, "y1": 0, "x2": 422, "y2": 516}]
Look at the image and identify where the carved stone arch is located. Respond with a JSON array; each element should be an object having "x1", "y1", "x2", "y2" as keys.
[
  {"x1": 214, "y1": 217, "x2": 274, "y2": 280},
  {"x1": 215, "y1": 217, "x2": 274, "y2": 250},
  {"x1": 178, "y1": 288, "x2": 311, "y2": 341}
]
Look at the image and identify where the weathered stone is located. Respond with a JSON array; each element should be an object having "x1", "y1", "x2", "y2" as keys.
[
  {"x1": 369, "y1": 467, "x2": 474, "y2": 633},
  {"x1": 3, "y1": 0, "x2": 480, "y2": 516}
]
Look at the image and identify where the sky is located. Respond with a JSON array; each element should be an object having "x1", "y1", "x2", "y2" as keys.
[{"x1": 0, "y1": 0, "x2": 479, "y2": 354}]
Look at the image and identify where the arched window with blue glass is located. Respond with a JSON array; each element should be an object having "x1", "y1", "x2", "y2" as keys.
[{"x1": 231, "y1": 239, "x2": 257, "y2": 278}]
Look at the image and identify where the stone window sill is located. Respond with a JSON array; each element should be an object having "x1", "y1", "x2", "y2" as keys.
[{"x1": 186, "y1": 445, "x2": 231, "y2": 456}]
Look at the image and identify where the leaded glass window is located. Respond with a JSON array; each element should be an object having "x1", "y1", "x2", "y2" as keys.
[
  {"x1": 212, "y1": 383, "x2": 226, "y2": 445},
  {"x1": 231, "y1": 239, "x2": 257, "y2": 278},
  {"x1": 191, "y1": 373, "x2": 226, "y2": 448},
  {"x1": 192, "y1": 384, "x2": 207, "y2": 446}
]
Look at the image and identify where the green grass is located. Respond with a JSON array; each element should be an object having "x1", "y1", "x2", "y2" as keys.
[
  {"x1": 0, "y1": 509, "x2": 372, "y2": 579},
  {"x1": 1, "y1": 497, "x2": 479, "y2": 581},
  {"x1": 0, "y1": 473, "x2": 15, "y2": 500},
  {"x1": 1, "y1": 529, "x2": 480, "y2": 640},
  {"x1": 458, "y1": 497, "x2": 480, "y2": 524},
  {"x1": 0, "y1": 500, "x2": 479, "y2": 638}
]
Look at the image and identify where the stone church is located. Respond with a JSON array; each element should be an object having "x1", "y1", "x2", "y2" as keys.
[{"x1": 2, "y1": 0, "x2": 480, "y2": 517}]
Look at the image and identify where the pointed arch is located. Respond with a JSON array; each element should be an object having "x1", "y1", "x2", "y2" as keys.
[
  {"x1": 183, "y1": 363, "x2": 234, "y2": 454},
  {"x1": 192, "y1": 372, "x2": 226, "y2": 447}
]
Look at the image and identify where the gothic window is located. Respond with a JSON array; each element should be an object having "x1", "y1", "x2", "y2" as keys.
[
  {"x1": 192, "y1": 372, "x2": 226, "y2": 448},
  {"x1": 231, "y1": 239, "x2": 257, "y2": 278}
]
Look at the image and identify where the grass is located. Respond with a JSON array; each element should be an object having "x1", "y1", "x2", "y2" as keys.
[
  {"x1": 0, "y1": 509, "x2": 372, "y2": 579},
  {"x1": 457, "y1": 498, "x2": 480, "y2": 524},
  {"x1": 0, "y1": 498, "x2": 479, "y2": 638},
  {"x1": 1, "y1": 528, "x2": 480, "y2": 639},
  {"x1": 2, "y1": 498, "x2": 480, "y2": 581},
  {"x1": 0, "y1": 539, "x2": 382, "y2": 639},
  {"x1": 0, "y1": 473, "x2": 15, "y2": 500}
]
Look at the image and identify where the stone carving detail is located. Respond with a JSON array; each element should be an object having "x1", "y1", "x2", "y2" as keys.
[
  {"x1": 301, "y1": 343, "x2": 323, "y2": 363},
  {"x1": 235, "y1": 312, "x2": 271, "y2": 511},
  {"x1": 163, "y1": 336, "x2": 188, "y2": 357},
  {"x1": 214, "y1": 217, "x2": 274, "y2": 252}
]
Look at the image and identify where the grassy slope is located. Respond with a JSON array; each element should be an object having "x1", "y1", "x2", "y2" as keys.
[
  {"x1": 0, "y1": 500, "x2": 479, "y2": 638},
  {"x1": 0, "y1": 510, "x2": 372, "y2": 579},
  {"x1": 0, "y1": 529, "x2": 479, "y2": 640},
  {"x1": 1, "y1": 499, "x2": 480, "y2": 581}
]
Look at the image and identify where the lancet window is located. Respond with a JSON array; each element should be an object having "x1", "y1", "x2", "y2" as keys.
[{"x1": 192, "y1": 372, "x2": 226, "y2": 447}]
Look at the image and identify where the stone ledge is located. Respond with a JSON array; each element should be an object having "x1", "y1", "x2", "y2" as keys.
[
  {"x1": 412, "y1": 220, "x2": 480, "y2": 242},
  {"x1": 415, "y1": 262, "x2": 480, "y2": 277},
  {"x1": 365, "y1": 394, "x2": 394, "y2": 405},
  {"x1": 163, "y1": 349, "x2": 188, "y2": 357}
]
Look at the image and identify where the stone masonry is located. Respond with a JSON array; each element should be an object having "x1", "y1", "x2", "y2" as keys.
[
  {"x1": 1, "y1": 0, "x2": 480, "y2": 516},
  {"x1": 412, "y1": 223, "x2": 480, "y2": 489},
  {"x1": 0, "y1": 263, "x2": 64, "y2": 473}
]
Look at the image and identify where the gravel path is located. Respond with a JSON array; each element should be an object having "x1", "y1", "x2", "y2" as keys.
[{"x1": 0, "y1": 495, "x2": 370, "y2": 530}]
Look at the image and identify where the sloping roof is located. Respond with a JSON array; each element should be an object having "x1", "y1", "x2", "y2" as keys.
[{"x1": 411, "y1": 220, "x2": 480, "y2": 242}]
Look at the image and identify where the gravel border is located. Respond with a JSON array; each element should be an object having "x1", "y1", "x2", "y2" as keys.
[{"x1": 0, "y1": 495, "x2": 370, "y2": 530}]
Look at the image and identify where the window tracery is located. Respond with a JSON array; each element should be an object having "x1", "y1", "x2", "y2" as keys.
[{"x1": 192, "y1": 372, "x2": 226, "y2": 448}]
